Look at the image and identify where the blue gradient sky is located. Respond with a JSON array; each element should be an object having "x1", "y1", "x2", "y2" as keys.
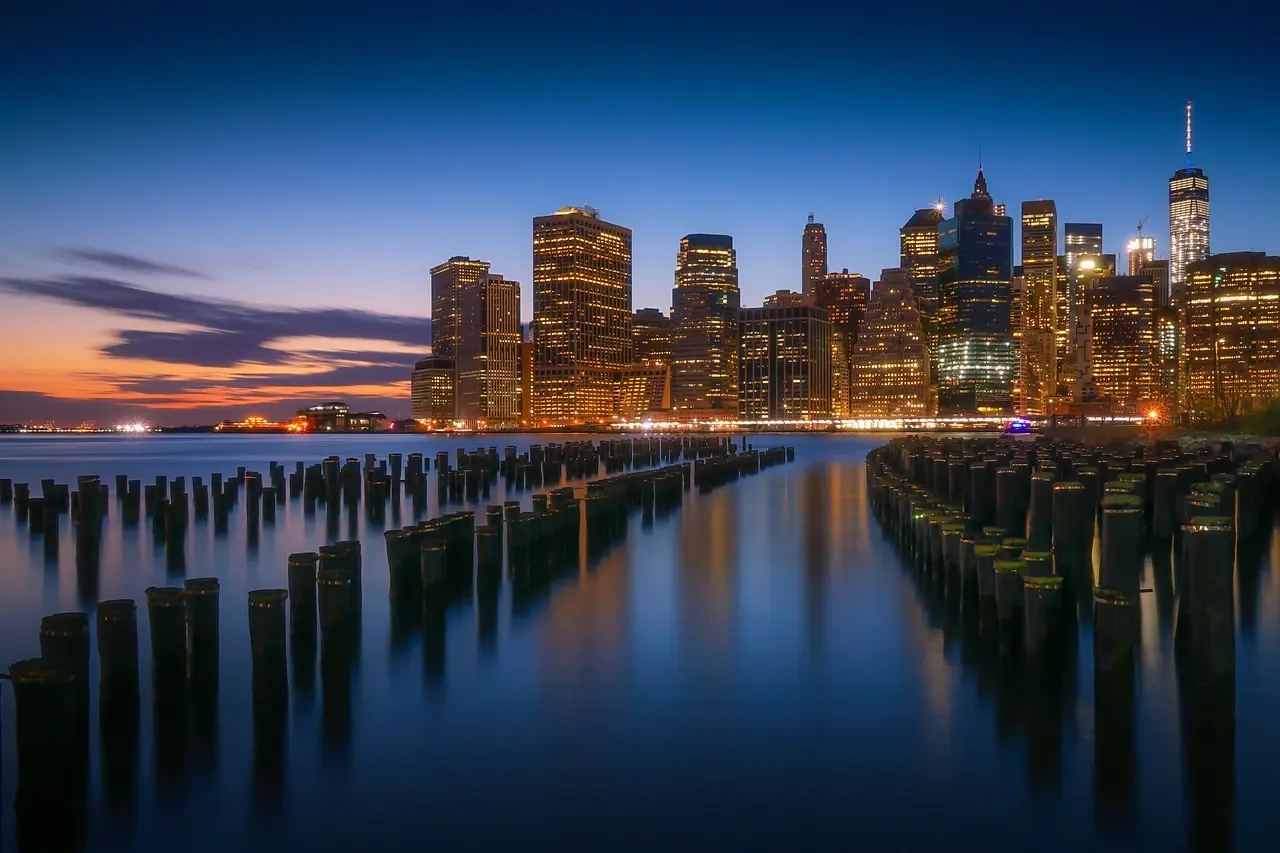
[{"x1": 1, "y1": 1, "x2": 1276, "y2": 423}]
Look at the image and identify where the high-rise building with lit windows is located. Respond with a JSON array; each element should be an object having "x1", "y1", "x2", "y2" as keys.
[
  {"x1": 671, "y1": 233, "x2": 740, "y2": 419},
  {"x1": 763, "y1": 289, "x2": 810, "y2": 308},
  {"x1": 632, "y1": 308, "x2": 671, "y2": 366},
  {"x1": 850, "y1": 268, "x2": 927, "y2": 416},
  {"x1": 456, "y1": 272, "x2": 521, "y2": 427},
  {"x1": 431, "y1": 256, "x2": 491, "y2": 360},
  {"x1": 1055, "y1": 252, "x2": 1115, "y2": 401},
  {"x1": 935, "y1": 167, "x2": 1014, "y2": 415},
  {"x1": 1088, "y1": 275, "x2": 1158, "y2": 412},
  {"x1": 901, "y1": 205, "x2": 945, "y2": 413},
  {"x1": 1127, "y1": 236, "x2": 1156, "y2": 276},
  {"x1": 1020, "y1": 200, "x2": 1058, "y2": 414},
  {"x1": 900, "y1": 206, "x2": 945, "y2": 314},
  {"x1": 739, "y1": 305, "x2": 832, "y2": 420},
  {"x1": 411, "y1": 357, "x2": 456, "y2": 425},
  {"x1": 1010, "y1": 270, "x2": 1024, "y2": 412},
  {"x1": 1171, "y1": 101, "x2": 1211, "y2": 294},
  {"x1": 1184, "y1": 253, "x2": 1280, "y2": 419},
  {"x1": 813, "y1": 269, "x2": 870, "y2": 418},
  {"x1": 532, "y1": 206, "x2": 633, "y2": 424},
  {"x1": 1064, "y1": 223, "x2": 1103, "y2": 272},
  {"x1": 801, "y1": 216, "x2": 827, "y2": 299}
]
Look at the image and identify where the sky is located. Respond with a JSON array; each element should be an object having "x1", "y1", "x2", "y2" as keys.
[{"x1": 1, "y1": 0, "x2": 1276, "y2": 424}]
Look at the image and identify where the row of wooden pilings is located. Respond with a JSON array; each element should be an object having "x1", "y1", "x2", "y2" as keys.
[
  {"x1": 865, "y1": 435, "x2": 1266, "y2": 684},
  {"x1": 1, "y1": 438, "x2": 794, "y2": 842}
]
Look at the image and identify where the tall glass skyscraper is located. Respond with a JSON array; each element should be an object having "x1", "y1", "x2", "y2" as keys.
[
  {"x1": 532, "y1": 206, "x2": 633, "y2": 424},
  {"x1": 1170, "y1": 101, "x2": 1210, "y2": 293},
  {"x1": 936, "y1": 167, "x2": 1014, "y2": 415},
  {"x1": 1020, "y1": 200, "x2": 1058, "y2": 414},
  {"x1": 1063, "y1": 223, "x2": 1103, "y2": 272},
  {"x1": 672, "y1": 234, "x2": 740, "y2": 418},
  {"x1": 801, "y1": 216, "x2": 827, "y2": 299}
]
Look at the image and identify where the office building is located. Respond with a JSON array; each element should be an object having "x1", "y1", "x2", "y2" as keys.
[
  {"x1": 900, "y1": 206, "x2": 945, "y2": 314},
  {"x1": 431, "y1": 257, "x2": 491, "y2": 359},
  {"x1": 935, "y1": 167, "x2": 1014, "y2": 414},
  {"x1": 1127, "y1": 235, "x2": 1156, "y2": 276},
  {"x1": 1054, "y1": 252, "x2": 1116, "y2": 401},
  {"x1": 518, "y1": 342, "x2": 534, "y2": 426},
  {"x1": 850, "y1": 268, "x2": 927, "y2": 416},
  {"x1": 633, "y1": 308, "x2": 672, "y2": 365},
  {"x1": 671, "y1": 234, "x2": 740, "y2": 418},
  {"x1": 763, "y1": 289, "x2": 811, "y2": 308},
  {"x1": 1064, "y1": 223, "x2": 1103, "y2": 272},
  {"x1": 411, "y1": 358, "x2": 456, "y2": 425},
  {"x1": 1170, "y1": 101, "x2": 1211, "y2": 294},
  {"x1": 1088, "y1": 275, "x2": 1158, "y2": 412},
  {"x1": 813, "y1": 269, "x2": 870, "y2": 418},
  {"x1": 739, "y1": 305, "x2": 833, "y2": 420},
  {"x1": 617, "y1": 364, "x2": 670, "y2": 417},
  {"x1": 1184, "y1": 253, "x2": 1280, "y2": 420},
  {"x1": 532, "y1": 206, "x2": 633, "y2": 423},
  {"x1": 801, "y1": 216, "x2": 827, "y2": 298},
  {"x1": 1010, "y1": 271, "x2": 1024, "y2": 412},
  {"x1": 456, "y1": 272, "x2": 521, "y2": 427},
  {"x1": 1020, "y1": 200, "x2": 1058, "y2": 414}
]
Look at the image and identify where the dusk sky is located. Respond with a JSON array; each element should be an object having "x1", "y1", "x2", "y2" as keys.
[{"x1": 2, "y1": 1, "x2": 1276, "y2": 424}]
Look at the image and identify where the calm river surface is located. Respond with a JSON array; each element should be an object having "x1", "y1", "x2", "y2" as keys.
[{"x1": 1, "y1": 433, "x2": 1278, "y2": 852}]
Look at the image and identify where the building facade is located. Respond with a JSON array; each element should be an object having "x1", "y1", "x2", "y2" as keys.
[
  {"x1": 532, "y1": 206, "x2": 633, "y2": 423},
  {"x1": 1063, "y1": 223, "x2": 1103, "y2": 273},
  {"x1": 1088, "y1": 275, "x2": 1158, "y2": 412},
  {"x1": 763, "y1": 289, "x2": 810, "y2": 308},
  {"x1": 801, "y1": 216, "x2": 827, "y2": 299},
  {"x1": 900, "y1": 206, "x2": 944, "y2": 314},
  {"x1": 813, "y1": 269, "x2": 870, "y2": 418},
  {"x1": 935, "y1": 168, "x2": 1014, "y2": 415},
  {"x1": 411, "y1": 358, "x2": 456, "y2": 425},
  {"x1": 739, "y1": 305, "x2": 832, "y2": 420},
  {"x1": 671, "y1": 233, "x2": 740, "y2": 419},
  {"x1": 633, "y1": 308, "x2": 672, "y2": 366},
  {"x1": 1184, "y1": 253, "x2": 1280, "y2": 420},
  {"x1": 1170, "y1": 102, "x2": 1210, "y2": 294},
  {"x1": 456, "y1": 272, "x2": 521, "y2": 427},
  {"x1": 849, "y1": 268, "x2": 927, "y2": 416},
  {"x1": 431, "y1": 256, "x2": 491, "y2": 360},
  {"x1": 1020, "y1": 200, "x2": 1058, "y2": 414}
]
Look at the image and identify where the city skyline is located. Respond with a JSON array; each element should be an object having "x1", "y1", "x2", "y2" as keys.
[{"x1": 1, "y1": 2, "x2": 1276, "y2": 423}]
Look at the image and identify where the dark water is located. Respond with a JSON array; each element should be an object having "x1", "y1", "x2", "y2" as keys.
[{"x1": 1, "y1": 433, "x2": 1278, "y2": 852}]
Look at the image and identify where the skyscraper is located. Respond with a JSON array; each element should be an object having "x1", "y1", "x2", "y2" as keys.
[
  {"x1": 801, "y1": 216, "x2": 827, "y2": 298},
  {"x1": 850, "y1": 268, "x2": 927, "y2": 416},
  {"x1": 1010, "y1": 270, "x2": 1024, "y2": 413},
  {"x1": 456, "y1": 272, "x2": 521, "y2": 427},
  {"x1": 431, "y1": 256, "x2": 491, "y2": 360},
  {"x1": 1063, "y1": 223, "x2": 1103, "y2": 272},
  {"x1": 900, "y1": 206, "x2": 945, "y2": 314},
  {"x1": 1127, "y1": 235, "x2": 1156, "y2": 276},
  {"x1": 813, "y1": 269, "x2": 870, "y2": 418},
  {"x1": 936, "y1": 167, "x2": 1014, "y2": 415},
  {"x1": 1184, "y1": 253, "x2": 1280, "y2": 420},
  {"x1": 1170, "y1": 101, "x2": 1211, "y2": 294},
  {"x1": 532, "y1": 206, "x2": 633, "y2": 423},
  {"x1": 411, "y1": 357, "x2": 456, "y2": 425},
  {"x1": 1020, "y1": 200, "x2": 1058, "y2": 414},
  {"x1": 632, "y1": 308, "x2": 672, "y2": 366},
  {"x1": 1088, "y1": 275, "x2": 1158, "y2": 412},
  {"x1": 671, "y1": 233, "x2": 740, "y2": 419},
  {"x1": 739, "y1": 305, "x2": 832, "y2": 420}
]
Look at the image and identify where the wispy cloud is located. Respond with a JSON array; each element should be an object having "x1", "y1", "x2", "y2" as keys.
[
  {"x1": 52, "y1": 247, "x2": 210, "y2": 279},
  {"x1": 0, "y1": 274, "x2": 430, "y2": 421},
  {"x1": 1, "y1": 275, "x2": 431, "y2": 368}
]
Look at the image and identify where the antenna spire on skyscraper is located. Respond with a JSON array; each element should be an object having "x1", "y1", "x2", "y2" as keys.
[{"x1": 1186, "y1": 100, "x2": 1193, "y2": 169}]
